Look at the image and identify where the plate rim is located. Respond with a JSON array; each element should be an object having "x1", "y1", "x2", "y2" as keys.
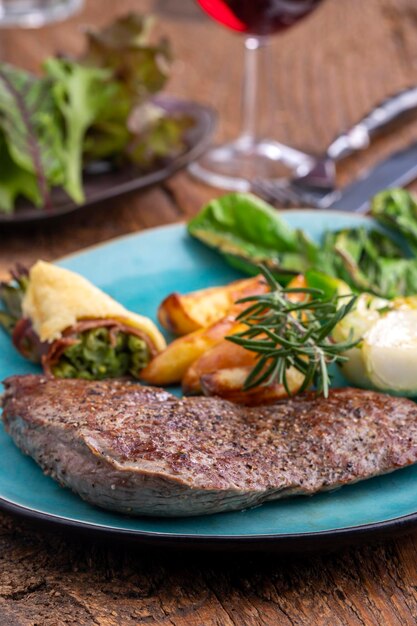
[
  {"x1": 2, "y1": 212, "x2": 417, "y2": 549},
  {"x1": 56, "y1": 209, "x2": 372, "y2": 263},
  {"x1": 1, "y1": 495, "x2": 417, "y2": 548}
]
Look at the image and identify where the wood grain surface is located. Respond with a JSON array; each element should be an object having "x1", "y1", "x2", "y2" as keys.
[{"x1": 1, "y1": 0, "x2": 417, "y2": 624}]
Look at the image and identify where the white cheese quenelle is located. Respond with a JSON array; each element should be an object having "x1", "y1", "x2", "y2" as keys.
[
  {"x1": 362, "y1": 310, "x2": 417, "y2": 395},
  {"x1": 332, "y1": 293, "x2": 390, "y2": 389},
  {"x1": 334, "y1": 292, "x2": 417, "y2": 396}
]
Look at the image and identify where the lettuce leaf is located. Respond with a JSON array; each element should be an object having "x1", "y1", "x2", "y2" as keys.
[
  {"x1": 0, "y1": 133, "x2": 42, "y2": 213},
  {"x1": 188, "y1": 192, "x2": 301, "y2": 264},
  {"x1": 83, "y1": 13, "x2": 170, "y2": 101},
  {"x1": 81, "y1": 13, "x2": 178, "y2": 166},
  {"x1": 0, "y1": 63, "x2": 66, "y2": 210},
  {"x1": 44, "y1": 58, "x2": 117, "y2": 204},
  {"x1": 371, "y1": 189, "x2": 417, "y2": 255},
  {"x1": 0, "y1": 13, "x2": 189, "y2": 212},
  {"x1": 188, "y1": 192, "x2": 417, "y2": 298},
  {"x1": 127, "y1": 103, "x2": 194, "y2": 167}
]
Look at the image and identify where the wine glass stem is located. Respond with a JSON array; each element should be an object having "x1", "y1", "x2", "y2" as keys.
[{"x1": 240, "y1": 36, "x2": 271, "y2": 146}]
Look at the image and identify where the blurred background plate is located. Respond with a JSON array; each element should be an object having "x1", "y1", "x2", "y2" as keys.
[{"x1": 0, "y1": 96, "x2": 216, "y2": 226}]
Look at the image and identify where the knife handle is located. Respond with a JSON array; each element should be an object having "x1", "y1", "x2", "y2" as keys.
[{"x1": 326, "y1": 86, "x2": 417, "y2": 161}]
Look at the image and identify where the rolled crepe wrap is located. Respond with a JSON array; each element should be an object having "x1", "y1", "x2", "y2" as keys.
[{"x1": 12, "y1": 261, "x2": 166, "y2": 379}]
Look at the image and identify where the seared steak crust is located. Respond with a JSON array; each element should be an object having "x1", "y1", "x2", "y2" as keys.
[{"x1": 2, "y1": 375, "x2": 417, "y2": 517}]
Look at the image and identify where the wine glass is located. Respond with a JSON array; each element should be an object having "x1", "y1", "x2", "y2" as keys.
[{"x1": 189, "y1": 0, "x2": 325, "y2": 191}]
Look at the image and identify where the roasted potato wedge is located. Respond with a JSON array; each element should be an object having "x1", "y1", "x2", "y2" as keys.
[
  {"x1": 200, "y1": 366, "x2": 305, "y2": 406},
  {"x1": 145, "y1": 272, "x2": 309, "y2": 390},
  {"x1": 182, "y1": 273, "x2": 309, "y2": 400},
  {"x1": 182, "y1": 339, "x2": 257, "y2": 395},
  {"x1": 158, "y1": 275, "x2": 268, "y2": 336},
  {"x1": 140, "y1": 315, "x2": 247, "y2": 386},
  {"x1": 286, "y1": 273, "x2": 307, "y2": 292}
]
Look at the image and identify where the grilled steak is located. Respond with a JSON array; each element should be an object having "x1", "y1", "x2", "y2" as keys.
[{"x1": 3, "y1": 374, "x2": 417, "y2": 517}]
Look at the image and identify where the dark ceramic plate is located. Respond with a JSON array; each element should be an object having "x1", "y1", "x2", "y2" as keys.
[
  {"x1": 0, "y1": 97, "x2": 216, "y2": 225},
  {"x1": 1, "y1": 214, "x2": 417, "y2": 552}
]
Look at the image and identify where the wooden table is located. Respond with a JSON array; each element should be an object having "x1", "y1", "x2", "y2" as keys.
[{"x1": 1, "y1": 1, "x2": 417, "y2": 623}]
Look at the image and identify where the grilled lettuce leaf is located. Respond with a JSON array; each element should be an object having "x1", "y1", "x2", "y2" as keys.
[
  {"x1": 188, "y1": 193, "x2": 308, "y2": 280},
  {"x1": 371, "y1": 189, "x2": 417, "y2": 255},
  {"x1": 188, "y1": 191, "x2": 417, "y2": 298}
]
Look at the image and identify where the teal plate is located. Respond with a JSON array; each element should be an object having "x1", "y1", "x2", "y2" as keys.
[{"x1": 2, "y1": 211, "x2": 417, "y2": 552}]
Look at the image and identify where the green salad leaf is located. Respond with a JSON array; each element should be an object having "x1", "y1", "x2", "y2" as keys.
[
  {"x1": 44, "y1": 58, "x2": 116, "y2": 203},
  {"x1": 0, "y1": 63, "x2": 66, "y2": 208},
  {"x1": 81, "y1": 12, "x2": 180, "y2": 167},
  {"x1": 0, "y1": 133, "x2": 42, "y2": 213},
  {"x1": 188, "y1": 193, "x2": 303, "y2": 278},
  {"x1": 375, "y1": 257, "x2": 417, "y2": 297},
  {"x1": 371, "y1": 189, "x2": 417, "y2": 255},
  {"x1": 188, "y1": 190, "x2": 417, "y2": 299},
  {"x1": 81, "y1": 95, "x2": 131, "y2": 164},
  {"x1": 0, "y1": 265, "x2": 29, "y2": 334},
  {"x1": 127, "y1": 103, "x2": 194, "y2": 167},
  {"x1": 0, "y1": 13, "x2": 192, "y2": 213},
  {"x1": 318, "y1": 227, "x2": 412, "y2": 297},
  {"x1": 83, "y1": 13, "x2": 170, "y2": 101}
]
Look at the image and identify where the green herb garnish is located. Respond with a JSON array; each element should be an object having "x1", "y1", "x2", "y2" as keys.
[{"x1": 226, "y1": 266, "x2": 358, "y2": 398}]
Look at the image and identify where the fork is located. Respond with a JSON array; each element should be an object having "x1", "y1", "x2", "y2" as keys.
[{"x1": 252, "y1": 86, "x2": 417, "y2": 208}]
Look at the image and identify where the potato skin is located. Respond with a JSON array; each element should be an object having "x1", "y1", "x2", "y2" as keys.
[
  {"x1": 200, "y1": 366, "x2": 305, "y2": 406},
  {"x1": 287, "y1": 274, "x2": 307, "y2": 291},
  {"x1": 157, "y1": 276, "x2": 268, "y2": 336},
  {"x1": 145, "y1": 272, "x2": 308, "y2": 400},
  {"x1": 182, "y1": 273, "x2": 308, "y2": 401},
  {"x1": 182, "y1": 340, "x2": 257, "y2": 395},
  {"x1": 140, "y1": 315, "x2": 247, "y2": 386},
  {"x1": 157, "y1": 290, "x2": 228, "y2": 336}
]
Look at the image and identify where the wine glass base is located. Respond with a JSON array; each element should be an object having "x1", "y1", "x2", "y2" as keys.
[{"x1": 188, "y1": 137, "x2": 313, "y2": 192}]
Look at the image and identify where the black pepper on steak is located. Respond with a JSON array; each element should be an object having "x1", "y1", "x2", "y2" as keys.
[{"x1": 2, "y1": 374, "x2": 417, "y2": 517}]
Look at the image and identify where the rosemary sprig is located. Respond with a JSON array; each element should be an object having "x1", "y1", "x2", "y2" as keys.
[{"x1": 226, "y1": 266, "x2": 359, "y2": 398}]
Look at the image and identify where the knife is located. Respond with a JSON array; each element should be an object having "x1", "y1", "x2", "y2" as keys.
[{"x1": 327, "y1": 141, "x2": 417, "y2": 213}]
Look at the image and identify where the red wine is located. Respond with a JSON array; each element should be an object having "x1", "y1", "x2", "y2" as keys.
[{"x1": 197, "y1": 0, "x2": 323, "y2": 36}]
